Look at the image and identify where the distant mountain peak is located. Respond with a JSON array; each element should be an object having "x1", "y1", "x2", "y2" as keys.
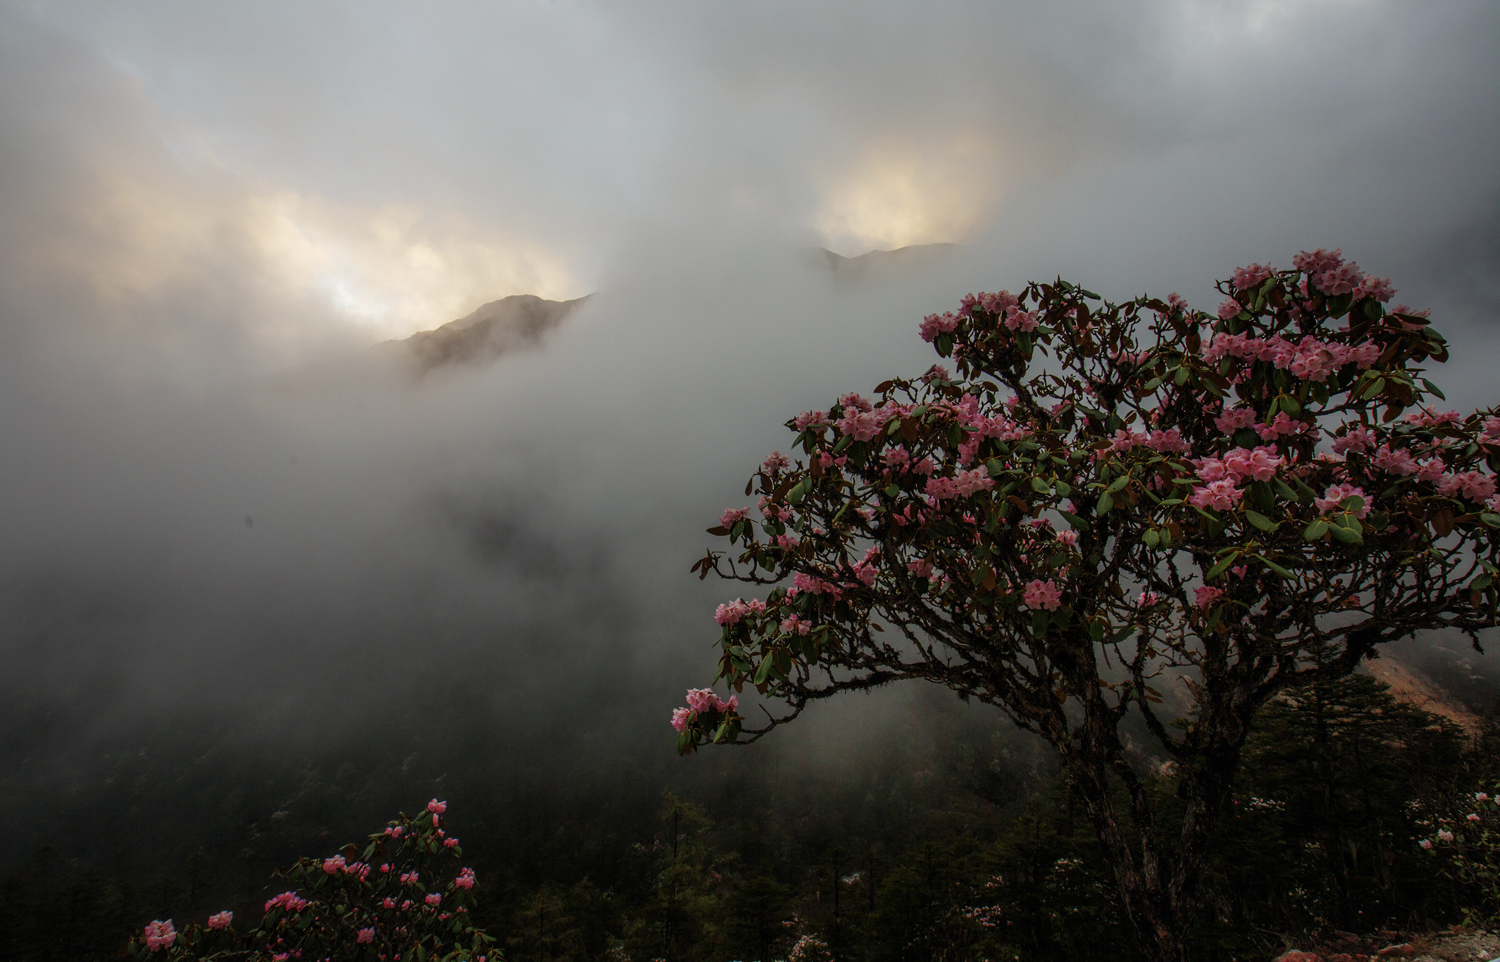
[
  {"x1": 806, "y1": 243, "x2": 957, "y2": 279},
  {"x1": 385, "y1": 293, "x2": 591, "y2": 371}
]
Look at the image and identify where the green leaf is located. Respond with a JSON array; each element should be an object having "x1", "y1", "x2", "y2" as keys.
[
  {"x1": 832, "y1": 434, "x2": 852, "y2": 453},
  {"x1": 1273, "y1": 478, "x2": 1299, "y2": 501},
  {"x1": 1304, "y1": 519, "x2": 1329, "y2": 540},
  {"x1": 1107, "y1": 475, "x2": 1131, "y2": 494},
  {"x1": 1097, "y1": 492, "x2": 1115, "y2": 515},
  {"x1": 1109, "y1": 625, "x2": 1136, "y2": 645},
  {"x1": 1329, "y1": 522, "x2": 1363, "y2": 544},
  {"x1": 1059, "y1": 511, "x2": 1090, "y2": 530},
  {"x1": 1342, "y1": 495, "x2": 1366, "y2": 514},
  {"x1": 1253, "y1": 554, "x2": 1295, "y2": 579},
  {"x1": 987, "y1": 458, "x2": 1005, "y2": 477},
  {"x1": 1143, "y1": 377, "x2": 1163, "y2": 392},
  {"x1": 1481, "y1": 513, "x2": 1500, "y2": 529},
  {"x1": 752, "y1": 658, "x2": 775, "y2": 685},
  {"x1": 1031, "y1": 476, "x2": 1051, "y2": 495},
  {"x1": 1280, "y1": 394, "x2": 1301, "y2": 416},
  {"x1": 1205, "y1": 554, "x2": 1238, "y2": 579},
  {"x1": 1031, "y1": 611, "x2": 1049, "y2": 637},
  {"x1": 1054, "y1": 480, "x2": 1072, "y2": 497},
  {"x1": 1245, "y1": 510, "x2": 1278, "y2": 532},
  {"x1": 1143, "y1": 528, "x2": 1160, "y2": 548}
]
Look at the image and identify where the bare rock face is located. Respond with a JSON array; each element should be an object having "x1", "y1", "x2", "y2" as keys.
[{"x1": 387, "y1": 294, "x2": 591, "y2": 371}]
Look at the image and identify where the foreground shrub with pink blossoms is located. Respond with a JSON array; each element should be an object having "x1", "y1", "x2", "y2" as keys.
[
  {"x1": 683, "y1": 250, "x2": 1500, "y2": 962},
  {"x1": 125, "y1": 800, "x2": 497, "y2": 962},
  {"x1": 1418, "y1": 780, "x2": 1500, "y2": 928}
]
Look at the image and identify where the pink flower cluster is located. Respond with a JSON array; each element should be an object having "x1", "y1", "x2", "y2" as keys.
[
  {"x1": 455, "y1": 867, "x2": 476, "y2": 890},
  {"x1": 143, "y1": 920, "x2": 176, "y2": 952},
  {"x1": 428, "y1": 798, "x2": 447, "y2": 815},
  {"x1": 425, "y1": 893, "x2": 442, "y2": 907},
  {"x1": 1371, "y1": 445, "x2": 1417, "y2": 475},
  {"x1": 1232, "y1": 263, "x2": 1273, "y2": 291},
  {"x1": 1315, "y1": 483, "x2": 1369, "y2": 517},
  {"x1": 919, "y1": 311, "x2": 961, "y2": 342},
  {"x1": 1214, "y1": 407, "x2": 1257, "y2": 434},
  {"x1": 1108, "y1": 427, "x2": 1190, "y2": 455},
  {"x1": 949, "y1": 394, "x2": 1030, "y2": 443},
  {"x1": 714, "y1": 597, "x2": 766, "y2": 625},
  {"x1": 671, "y1": 688, "x2": 739, "y2": 731},
  {"x1": 264, "y1": 891, "x2": 308, "y2": 914},
  {"x1": 1203, "y1": 332, "x2": 1379, "y2": 380},
  {"x1": 1196, "y1": 446, "x2": 1284, "y2": 484},
  {"x1": 1022, "y1": 579, "x2": 1063, "y2": 611},
  {"x1": 780, "y1": 613, "x2": 812, "y2": 635},
  {"x1": 1194, "y1": 586, "x2": 1224, "y2": 608},
  {"x1": 720, "y1": 507, "x2": 749, "y2": 527},
  {"x1": 837, "y1": 395, "x2": 899, "y2": 441},
  {"x1": 959, "y1": 290, "x2": 1020, "y2": 317},
  {"x1": 357, "y1": 928, "x2": 375, "y2": 944},
  {"x1": 793, "y1": 410, "x2": 830, "y2": 431},
  {"x1": 207, "y1": 911, "x2": 233, "y2": 930},
  {"x1": 1436, "y1": 471, "x2": 1497, "y2": 502},
  {"x1": 1405, "y1": 407, "x2": 1463, "y2": 428},
  {"x1": 1293, "y1": 249, "x2": 1394, "y2": 301},
  {"x1": 763, "y1": 451, "x2": 791, "y2": 473},
  {"x1": 1189, "y1": 479, "x2": 1242, "y2": 511},
  {"x1": 924, "y1": 467, "x2": 995, "y2": 500},
  {"x1": 1255, "y1": 412, "x2": 1312, "y2": 441},
  {"x1": 1331, "y1": 425, "x2": 1374, "y2": 455}
]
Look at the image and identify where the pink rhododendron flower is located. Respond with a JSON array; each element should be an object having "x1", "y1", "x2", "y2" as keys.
[
  {"x1": 1372, "y1": 445, "x2": 1418, "y2": 475},
  {"x1": 1232, "y1": 263, "x2": 1272, "y2": 291},
  {"x1": 1194, "y1": 586, "x2": 1224, "y2": 608},
  {"x1": 1216, "y1": 298, "x2": 1242, "y2": 321},
  {"x1": 1438, "y1": 829, "x2": 1455, "y2": 842},
  {"x1": 207, "y1": 911, "x2": 232, "y2": 930},
  {"x1": 1469, "y1": 813, "x2": 1482, "y2": 822},
  {"x1": 1188, "y1": 479, "x2": 1242, "y2": 511},
  {"x1": 919, "y1": 312, "x2": 960, "y2": 342},
  {"x1": 456, "y1": 867, "x2": 477, "y2": 889},
  {"x1": 837, "y1": 408, "x2": 885, "y2": 441},
  {"x1": 1483, "y1": 417, "x2": 1500, "y2": 440},
  {"x1": 426, "y1": 893, "x2": 443, "y2": 906},
  {"x1": 357, "y1": 928, "x2": 376, "y2": 944},
  {"x1": 428, "y1": 798, "x2": 447, "y2": 815},
  {"x1": 1219, "y1": 446, "x2": 1283, "y2": 482},
  {"x1": 401, "y1": 871, "x2": 419, "y2": 885},
  {"x1": 1057, "y1": 530, "x2": 1078, "y2": 547},
  {"x1": 382, "y1": 898, "x2": 396, "y2": 909},
  {"x1": 1137, "y1": 591, "x2": 1160, "y2": 607},
  {"x1": 1145, "y1": 429, "x2": 1191, "y2": 455},
  {"x1": 1420, "y1": 839, "x2": 1434, "y2": 850},
  {"x1": 908, "y1": 559, "x2": 934, "y2": 579},
  {"x1": 1315, "y1": 483, "x2": 1369, "y2": 517},
  {"x1": 1416, "y1": 458, "x2": 1447, "y2": 483},
  {"x1": 1023, "y1": 579, "x2": 1063, "y2": 611},
  {"x1": 323, "y1": 855, "x2": 346, "y2": 874},
  {"x1": 763, "y1": 451, "x2": 791, "y2": 473},
  {"x1": 264, "y1": 892, "x2": 308, "y2": 913},
  {"x1": 1439, "y1": 471, "x2": 1497, "y2": 501},
  {"x1": 444, "y1": 837, "x2": 458, "y2": 848},
  {"x1": 1004, "y1": 307, "x2": 1040, "y2": 332},
  {"x1": 144, "y1": 920, "x2": 176, "y2": 952},
  {"x1": 401, "y1": 899, "x2": 413, "y2": 911},
  {"x1": 1331, "y1": 425, "x2": 1374, "y2": 455},
  {"x1": 883, "y1": 446, "x2": 910, "y2": 469},
  {"x1": 1255, "y1": 412, "x2": 1310, "y2": 441},
  {"x1": 385, "y1": 825, "x2": 404, "y2": 838},
  {"x1": 1405, "y1": 407, "x2": 1463, "y2": 428},
  {"x1": 670, "y1": 707, "x2": 692, "y2": 731},
  {"x1": 720, "y1": 507, "x2": 749, "y2": 528},
  {"x1": 1215, "y1": 407, "x2": 1257, "y2": 434},
  {"x1": 793, "y1": 410, "x2": 829, "y2": 431}
]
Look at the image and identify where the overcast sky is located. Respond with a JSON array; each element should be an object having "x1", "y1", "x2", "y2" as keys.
[{"x1": 1, "y1": 0, "x2": 1499, "y2": 763}]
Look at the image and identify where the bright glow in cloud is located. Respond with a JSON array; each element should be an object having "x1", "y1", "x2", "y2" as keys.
[{"x1": 812, "y1": 133, "x2": 1013, "y2": 256}]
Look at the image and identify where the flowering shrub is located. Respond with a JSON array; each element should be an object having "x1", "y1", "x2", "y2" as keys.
[
  {"x1": 125, "y1": 800, "x2": 496, "y2": 961},
  {"x1": 1418, "y1": 783, "x2": 1500, "y2": 926},
  {"x1": 685, "y1": 250, "x2": 1500, "y2": 962}
]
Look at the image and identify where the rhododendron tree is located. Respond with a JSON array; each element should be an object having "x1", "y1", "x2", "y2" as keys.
[
  {"x1": 682, "y1": 250, "x2": 1500, "y2": 962},
  {"x1": 125, "y1": 800, "x2": 495, "y2": 961}
]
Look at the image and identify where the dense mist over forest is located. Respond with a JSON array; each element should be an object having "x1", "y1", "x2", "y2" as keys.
[{"x1": 3, "y1": 0, "x2": 1500, "y2": 958}]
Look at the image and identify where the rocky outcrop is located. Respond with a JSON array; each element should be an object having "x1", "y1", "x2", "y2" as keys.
[{"x1": 385, "y1": 293, "x2": 591, "y2": 371}]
